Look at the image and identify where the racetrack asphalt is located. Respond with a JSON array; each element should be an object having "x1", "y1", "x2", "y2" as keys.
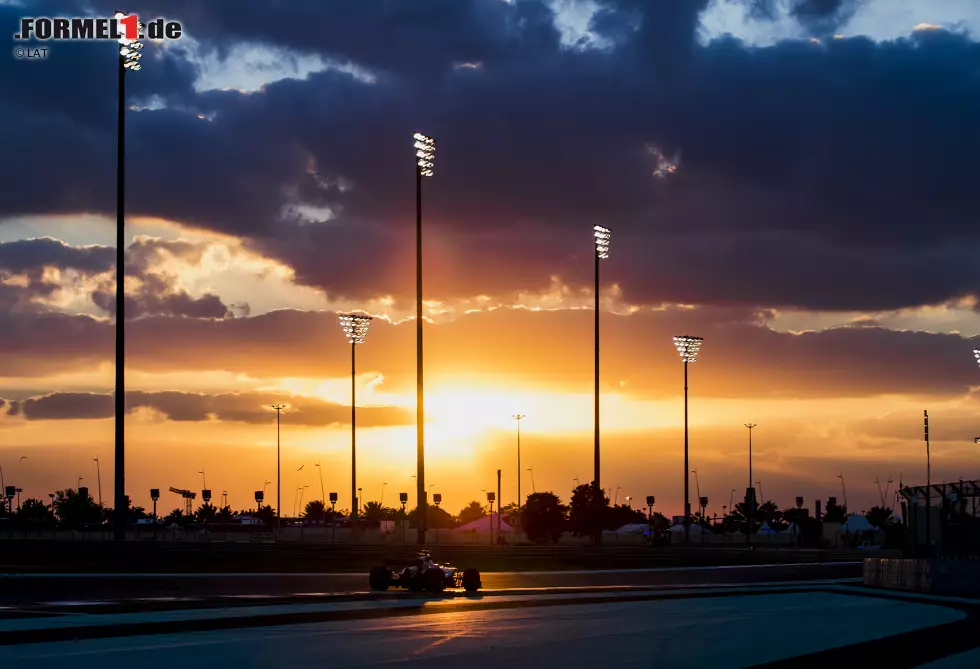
[
  {"x1": 0, "y1": 585, "x2": 977, "y2": 668},
  {"x1": 0, "y1": 561, "x2": 861, "y2": 603}
]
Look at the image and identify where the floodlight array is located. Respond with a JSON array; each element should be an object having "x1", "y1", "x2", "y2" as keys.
[
  {"x1": 414, "y1": 132, "x2": 436, "y2": 177},
  {"x1": 673, "y1": 335, "x2": 703, "y2": 363},
  {"x1": 115, "y1": 12, "x2": 144, "y2": 71},
  {"x1": 339, "y1": 313, "x2": 373, "y2": 344},
  {"x1": 594, "y1": 225, "x2": 611, "y2": 259}
]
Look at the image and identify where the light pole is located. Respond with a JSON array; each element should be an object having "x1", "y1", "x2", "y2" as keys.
[
  {"x1": 673, "y1": 335, "x2": 703, "y2": 543},
  {"x1": 198, "y1": 469, "x2": 207, "y2": 491},
  {"x1": 875, "y1": 477, "x2": 893, "y2": 508},
  {"x1": 838, "y1": 472, "x2": 848, "y2": 509},
  {"x1": 315, "y1": 462, "x2": 325, "y2": 503},
  {"x1": 271, "y1": 404, "x2": 285, "y2": 530},
  {"x1": 924, "y1": 409, "x2": 930, "y2": 555},
  {"x1": 93, "y1": 457, "x2": 102, "y2": 506},
  {"x1": 298, "y1": 484, "x2": 309, "y2": 517},
  {"x1": 380, "y1": 481, "x2": 388, "y2": 508},
  {"x1": 414, "y1": 131, "x2": 435, "y2": 545},
  {"x1": 528, "y1": 468, "x2": 535, "y2": 494},
  {"x1": 113, "y1": 12, "x2": 143, "y2": 542},
  {"x1": 593, "y1": 225, "x2": 611, "y2": 545},
  {"x1": 744, "y1": 423, "x2": 757, "y2": 545},
  {"x1": 339, "y1": 313, "x2": 373, "y2": 535},
  {"x1": 756, "y1": 480, "x2": 763, "y2": 504},
  {"x1": 513, "y1": 413, "x2": 526, "y2": 540}
]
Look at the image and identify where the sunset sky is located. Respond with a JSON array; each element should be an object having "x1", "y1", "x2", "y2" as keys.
[{"x1": 3, "y1": 0, "x2": 980, "y2": 518}]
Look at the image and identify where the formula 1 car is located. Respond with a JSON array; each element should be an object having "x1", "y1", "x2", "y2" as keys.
[{"x1": 369, "y1": 551, "x2": 481, "y2": 592}]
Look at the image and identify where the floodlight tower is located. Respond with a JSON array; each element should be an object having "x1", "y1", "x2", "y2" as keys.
[
  {"x1": 593, "y1": 225, "x2": 611, "y2": 543},
  {"x1": 339, "y1": 313, "x2": 373, "y2": 533},
  {"x1": 113, "y1": 11, "x2": 143, "y2": 542},
  {"x1": 513, "y1": 413, "x2": 526, "y2": 540},
  {"x1": 673, "y1": 335, "x2": 702, "y2": 542},
  {"x1": 414, "y1": 131, "x2": 435, "y2": 545},
  {"x1": 271, "y1": 404, "x2": 285, "y2": 529}
]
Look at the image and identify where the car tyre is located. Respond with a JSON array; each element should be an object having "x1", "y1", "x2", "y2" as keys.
[
  {"x1": 424, "y1": 567, "x2": 446, "y2": 592},
  {"x1": 462, "y1": 568, "x2": 481, "y2": 592},
  {"x1": 369, "y1": 566, "x2": 390, "y2": 591}
]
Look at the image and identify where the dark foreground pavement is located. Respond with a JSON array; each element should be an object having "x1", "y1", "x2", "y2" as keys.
[
  {"x1": 0, "y1": 562, "x2": 862, "y2": 603},
  {"x1": 0, "y1": 584, "x2": 977, "y2": 667}
]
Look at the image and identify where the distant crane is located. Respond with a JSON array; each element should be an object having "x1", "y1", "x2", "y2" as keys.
[{"x1": 169, "y1": 487, "x2": 197, "y2": 516}]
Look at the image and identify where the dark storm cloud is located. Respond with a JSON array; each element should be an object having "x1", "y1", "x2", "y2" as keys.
[
  {"x1": 787, "y1": 0, "x2": 865, "y2": 34},
  {"x1": 0, "y1": 237, "x2": 237, "y2": 318},
  {"x1": 1, "y1": 390, "x2": 411, "y2": 426},
  {"x1": 0, "y1": 237, "x2": 113, "y2": 308},
  {"x1": 3, "y1": 1, "x2": 980, "y2": 312},
  {"x1": 91, "y1": 238, "x2": 241, "y2": 319},
  {"x1": 79, "y1": 0, "x2": 562, "y2": 77},
  {"x1": 0, "y1": 310, "x2": 111, "y2": 376}
]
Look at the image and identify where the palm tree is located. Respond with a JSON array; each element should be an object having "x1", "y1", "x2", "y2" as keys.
[
  {"x1": 304, "y1": 499, "x2": 326, "y2": 522},
  {"x1": 866, "y1": 506, "x2": 894, "y2": 528},
  {"x1": 163, "y1": 508, "x2": 187, "y2": 525},
  {"x1": 195, "y1": 502, "x2": 217, "y2": 524},
  {"x1": 215, "y1": 505, "x2": 234, "y2": 523},
  {"x1": 362, "y1": 501, "x2": 385, "y2": 524}
]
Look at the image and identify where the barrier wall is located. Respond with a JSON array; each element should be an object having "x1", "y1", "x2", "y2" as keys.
[{"x1": 864, "y1": 558, "x2": 980, "y2": 596}]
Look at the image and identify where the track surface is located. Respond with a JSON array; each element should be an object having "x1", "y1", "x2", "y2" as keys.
[{"x1": 0, "y1": 562, "x2": 861, "y2": 603}]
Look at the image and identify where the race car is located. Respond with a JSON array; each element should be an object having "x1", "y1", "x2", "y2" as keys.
[{"x1": 369, "y1": 551, "x2": 481, "y2": 592}]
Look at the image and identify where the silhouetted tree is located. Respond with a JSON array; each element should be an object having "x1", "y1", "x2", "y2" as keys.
[
  {"x1": 52, "y1": 488, "x2": 104, "y2": 529},
  {"x1": 408, "y1": 504, "x2": 455, "y2": 529},
  {"x1": 128, "y1": 505, "x2": 149, "y2": 522},
  {"x1": 362, "y1": 501, "x2": 385, "y2": 524},
  {"x1": 606, "y1": 504, "x2": 647, "y2": 530},
  {"x1": 163, "y1": 508, "x2": 190, "y2": 525},
  {"x1": 14, "y1": 498, "x2": 56, "y2": 529},
  {"x1": 304, "y1": 499, "x2": 327, "y2": 522},
  {"x1": 823, "y1": 500, "x2": 848, "y2": 523},
  {"x1": 568, "y1": 482, "x2": 609, "y2": 540},
  {"x1": 249, "y1": 504, "x2": 277, "y2": 524},
  {"x1": 521, "y1": 492, "x2": 566, "y2": 543},
  {"x1": 457, "y1": 501, "x2": 487, "y2": 526},
  {"x1": 756, "y1": 501, "x2": 781, "y2": 525},
  {"x1": 215, "y1": 505, "x2": 234, "y2": 523},
  {"x1": 650, "y1": 511, "x2": 670, "y2": 532},
  {"x1": 866, "y1": 506, "x2": 894, "y2": 528},
  {"x1": 195, "y1": 502, "x2": 217, "y2": 523}
]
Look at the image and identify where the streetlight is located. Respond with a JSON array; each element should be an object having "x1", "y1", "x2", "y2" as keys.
[
  {"x1": 593, "y1": 225, "x2": 611, "y2": 543},
  {"x1": 298, "y1": 484, "x2": 310, "y2": 517},
  {"x1": 414, "y1": 131, "x2": 436, "y2": 545},
  {"x1": 271, "y1": 404, "x2": 286, "y2": 530},
  {"x1": 113, "y1": 11, "x2": 143, "y2": 542},
  {"x1": 380, "y1": 481, "x2": 388, "y2": 507},
  {"x1": 527, "y1": 468, "x2": 536, "y2": 493},
  {"x1": 93, "y1": 457, "x2": 102, "y2": 506},
  {"x1": 756, "y1": 480, "x2": 763, "y2": 504},
  {"x1": 315, "y1": 462, "x2": 325, "y2": 503},
  {"x1": 513, "y1": 413, "x2": 526, "y2": 540},
  {"x1": 838, "y1": 472, "x2": 848, "y2": 509},
  {"x1": 744, "y1": 423, "x2": 757, "y2": 545},
  {"x1": 339, "y1": 312, "x2": 373, "y2": 533},
  {"x1": 673, "y1": 335, "x2": 703, "y2": 543}
]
